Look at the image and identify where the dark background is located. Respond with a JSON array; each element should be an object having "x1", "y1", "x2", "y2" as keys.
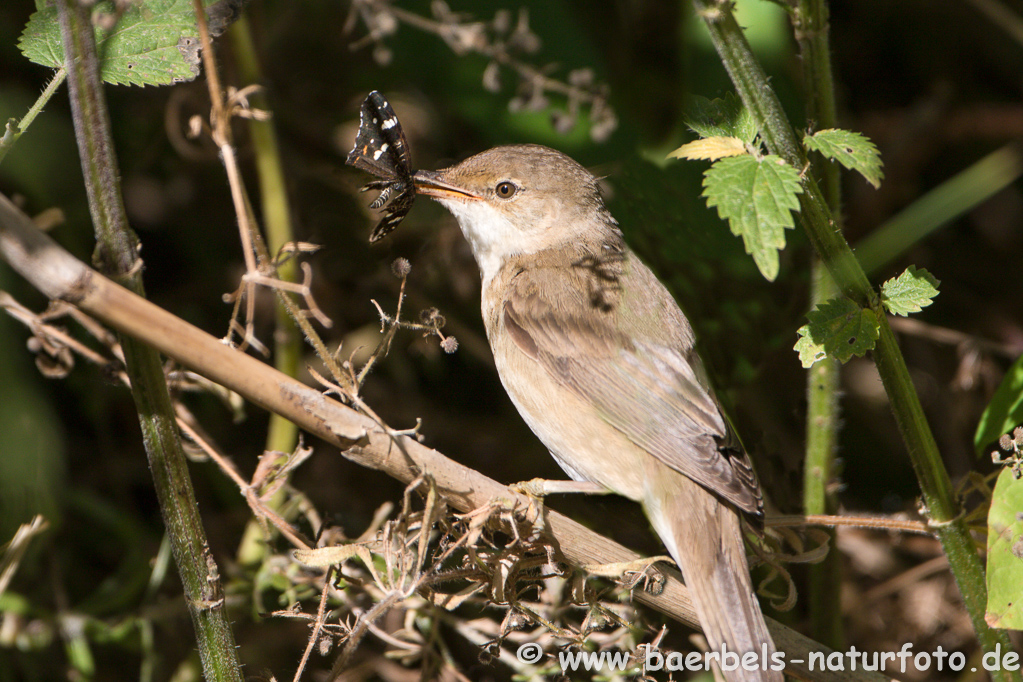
[{"x1": 1, "y1": 0, "x2": 1021, "y2": 679}]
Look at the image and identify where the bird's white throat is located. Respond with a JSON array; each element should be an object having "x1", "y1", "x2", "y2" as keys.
[{"x1": 437, "y1": 197, "x2": 540, "y2": 287}]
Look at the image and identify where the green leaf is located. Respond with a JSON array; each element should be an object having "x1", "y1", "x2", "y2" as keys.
[
  {"x1": 975, "y1": 353, "x2": 1023, "y2": 456},
  {"x1": 794, "y1": 297, "x2": 880, "y2": 368},
  {"x1": 880, "y1": 265, "x2": 940, "y2": 316},
  {"x1": 18, "y1": 0, "x2": 219, "y2": 87},
  {"x1": 804, "y1": 128, "x2": 884, "y2": 189},
  {"x1": 684, "y1": 93, "x2": 758, "y2": 144},
  {"x1": 794, "y1": 330, "x2": 827, "y2": 368},
  {"x1": 702, "y1": 154, "x2": 803, "y2": 281},
  {"x1": 985, "y1": 467, "x2": 1023, "y2": 630}
]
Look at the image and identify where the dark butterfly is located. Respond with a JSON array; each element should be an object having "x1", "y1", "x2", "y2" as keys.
[{"x1": 346, "y1": 91, "x2": 415, "y2": 243}]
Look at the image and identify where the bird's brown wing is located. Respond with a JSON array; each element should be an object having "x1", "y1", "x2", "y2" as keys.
[{"x1": 501, "y1": 263, "x2": 763, "y2": 516}]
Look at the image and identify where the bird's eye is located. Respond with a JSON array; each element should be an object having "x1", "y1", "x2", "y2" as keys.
[{"x1": 495, "y1": 181, "x2": 517, "y2": 199}]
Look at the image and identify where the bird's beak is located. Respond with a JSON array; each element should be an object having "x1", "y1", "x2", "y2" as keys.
[{"x1": 413, "y1": 170, "x2": 480, "y2": 201}]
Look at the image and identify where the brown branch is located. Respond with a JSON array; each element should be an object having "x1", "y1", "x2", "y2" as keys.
[{"x1": 0, "y1": 191, "x2": 890, "y2": 682}]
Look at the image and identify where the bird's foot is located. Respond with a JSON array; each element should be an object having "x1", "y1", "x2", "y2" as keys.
[
  {"x1": 507, "y1": 479, "x2": 610, "y2": 537},
  {"x1": 581, "y1": 555, "x2": 674, "y2": 594},
  {"x1": 509, "y1": 478, "x2": 610, "y2": 497}
]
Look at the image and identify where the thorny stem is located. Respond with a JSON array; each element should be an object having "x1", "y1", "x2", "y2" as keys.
[
  {"x1": 793, "y1": 0, "x2": 843, "y2": 650},
  {"x1": 56, "y1": 2, "x2": 242, "y2": 680},
  {"x1": 0, "y1": 68, "x2": 67, "y2": 166},
  {"x1": 691, "y1": 0, "x2": 1017, "y2": 670}
]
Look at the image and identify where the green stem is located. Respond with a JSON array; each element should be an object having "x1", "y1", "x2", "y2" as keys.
[
  {"x1": 803, "y1": 263, "x2": 843, "y2": 649},
  {"x1": 794, "y1": 0, "x2": 843, "y2": 649},
  {"x1": 0, "y1": 68, "x2": 66, "y2": 166},
  {"x1": 692, "y1": 0, "x2": 1017, "y2": 670},
  {"x1": 56, "y1": 2, "x2": 242, "y2": 680}
]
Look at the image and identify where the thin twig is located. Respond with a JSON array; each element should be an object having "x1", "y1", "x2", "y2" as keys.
[
  {"x1": 768, "y1": 513, "x2": 931, "y2": 535},
  {"x1": 292, "y1": 567, "x2": 335, "y2": 682}
]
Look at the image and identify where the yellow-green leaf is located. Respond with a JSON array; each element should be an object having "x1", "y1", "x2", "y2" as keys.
[{"x1": 668, "y1": 136, "x2": 747, "y2": 161}]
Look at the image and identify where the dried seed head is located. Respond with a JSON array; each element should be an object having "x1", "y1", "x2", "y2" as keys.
[
  {"x1": 441, "y1": 336, "x2": 459, "y2": 354},
  {"x1": 1000, "y1": 433, "x2": 1014, "y2": 451},
  {"x1": 1014, "y1": 425, "x2": 1023, "y2": 446},
  {"x1": 526, "y1": 87, "x2": 549, "y2": 112},
  {"x1": 391, "y1": 257, "x2": 411, "y2": 278}
]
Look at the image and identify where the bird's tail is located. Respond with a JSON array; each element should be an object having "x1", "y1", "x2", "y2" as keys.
[{"x1": 645, "y1": 475, "x2": 783, "y2": 682}]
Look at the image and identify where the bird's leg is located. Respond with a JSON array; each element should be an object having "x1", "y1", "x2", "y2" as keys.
[
  {"x1": 508, "y1": 479, "x2": 611, "y2": 537},
  {"x1": 507, "y1": 479, "x2": 669, "y2": 591},
  {"x1": 580, "y1": 556, "x2": 673, "y2": 593},
  {"x1": 510, "y1": 478, "x2": 610, "y2": 497}
]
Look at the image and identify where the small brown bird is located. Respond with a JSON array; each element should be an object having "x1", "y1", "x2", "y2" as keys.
[{"x1": 414, "y1": 145, "x2": 781, "y2": 681}]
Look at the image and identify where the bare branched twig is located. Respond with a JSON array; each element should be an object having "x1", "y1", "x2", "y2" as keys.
[
  {"x1": 358, "y1": 258, "x2": 459, "y2": 391},
  {"x1": 344, "y1": 0, "x2": 618, "y2": 141}
]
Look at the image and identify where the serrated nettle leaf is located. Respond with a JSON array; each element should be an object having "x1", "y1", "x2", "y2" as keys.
[
  {"x1": 667, "y1": 136, "x2": 747, "y2": 162},
  {"x1": 880, "y1": 265, "x2": 940, "y2": 316},
  {"x1": 794, "y1": 296, "x2": 880, "y2": 367},
  {"x1": 702, "y1": 154, "x2": 803, "y2": 281},
  {"x1": 684, "y1": 93, "x2": 758, "y2": 144},
  {"x1": 804, "y1": 128, "x2": 884, "y2": 189},
  {"x1": 794, "y1": 327, "x2": 827, "y2": 368},
  {"x1": 985, "y1": 467, "x2": 1023, "y2": 629},
  {"x1": 19, "y1": 0, "x2": 223, "y2": 87}
]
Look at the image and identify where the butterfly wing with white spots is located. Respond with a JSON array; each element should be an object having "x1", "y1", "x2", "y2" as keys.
[{"x1": 346, "y1": 91, "x2": 416, "y2": 242}]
